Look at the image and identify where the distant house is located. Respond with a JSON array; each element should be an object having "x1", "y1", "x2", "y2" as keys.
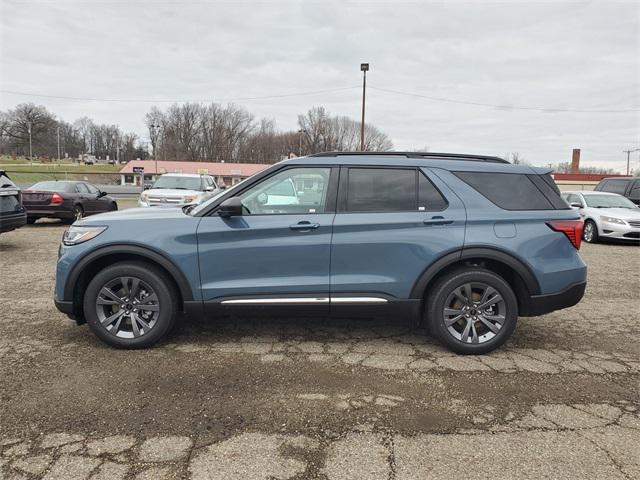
[{"x1": 119, "y1": 160, "x2": 270, "y2": 187}]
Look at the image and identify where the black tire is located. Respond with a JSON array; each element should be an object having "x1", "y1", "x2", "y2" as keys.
[
  {"x1": 83, "y1": 261, "x2": 178, "y2": 349},
  {"x1": 26, "y1": 217, "x2": 37, "y2": 224},
  {"x1": 583, "y1": 219, "x2": 599, "y2": 243},
  {"x1": 110, "y1": 202, "x2": 118, "y2": 211},
  {"x1": 427, "y1": 268, "x2": 518, "y2": 355}
]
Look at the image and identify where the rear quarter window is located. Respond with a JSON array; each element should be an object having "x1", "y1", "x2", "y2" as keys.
[{"x1": 454, "y1": 172, "x2": 558, "y2": 210}]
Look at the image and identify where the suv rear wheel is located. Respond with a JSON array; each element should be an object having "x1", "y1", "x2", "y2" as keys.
[
  {"x1": 427, "y1": 268, "x2": 518, "y2": 354},
  {"x1": 83, "y1": 262, "x2": 177, "y2": 348}
]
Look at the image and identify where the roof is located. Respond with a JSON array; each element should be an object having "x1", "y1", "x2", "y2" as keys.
[
  {"x1": 119, "y1": 160, "x2": 270, "y2": 177},
  {"x1": 563, "y1": 190, "x2": 626, "y2": 196},
  {"x1": 156, "y1": 172, "x2": 208, "y2": 178},
  {"x1": 309, "y1": 151, "x2": 509, "y2": 164}
]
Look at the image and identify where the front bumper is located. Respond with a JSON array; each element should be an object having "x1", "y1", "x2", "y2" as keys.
[
  {"x1": 54, "y1": 297, "x2": 76, "y2": 319},
  {"x1": 598, "y1": 221, "x2": 640, "y2": 241},
  {"x1": 0, "y1": 210, "x2": 27, "y2": 233},
  {"x1": 521, "y1": 281, "x2": 586, "y2": 316}
]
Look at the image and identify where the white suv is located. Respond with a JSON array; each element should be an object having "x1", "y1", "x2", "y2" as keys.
[{"x1": 138, "y1": 173, "x2": 219, "y2": 207}]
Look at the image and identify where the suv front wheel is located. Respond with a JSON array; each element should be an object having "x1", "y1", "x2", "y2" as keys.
[
  {"x1": 83, "y1": 262, "x2": 177, "y2": 348},
  {"x1": 427, "y1": 268, "x2": 518, "y2": 354}
]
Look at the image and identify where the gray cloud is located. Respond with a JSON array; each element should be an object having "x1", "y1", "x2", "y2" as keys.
[{"x1": 1, "y1": 0, "x2": 638, "y2": 170}]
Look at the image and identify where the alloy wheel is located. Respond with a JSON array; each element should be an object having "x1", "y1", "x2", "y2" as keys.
[
  {"x1": 442, "y1": 282, "x2": 506, "y2": 344},
  {"x1": 583, "y1": 222, "x2": 594, "y2": 242},
  {"x1": 95, "y1": 276, "x2": 160, "y2": 338},
  {"x1": 75, "y1": 207, "x2": 83, "y2": 221}
]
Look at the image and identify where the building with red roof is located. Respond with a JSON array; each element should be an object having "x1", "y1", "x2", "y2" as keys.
[{"x1": 119, "y1": 160, "x2": 271, "y2": 187}]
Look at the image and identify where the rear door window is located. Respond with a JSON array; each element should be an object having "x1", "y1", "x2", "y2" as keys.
[
  {"x1": 454, "y1": 172, "x2": 554, "y2": 210},
  {"x1": 346, "y1": 168, "x2": 416, "y2": 212}
]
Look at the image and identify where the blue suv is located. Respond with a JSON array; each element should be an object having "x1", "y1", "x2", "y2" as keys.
[{"x1": 54, "y1": 152, "x2": 586, "y2": 354}]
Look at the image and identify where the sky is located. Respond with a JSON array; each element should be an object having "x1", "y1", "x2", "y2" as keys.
[{"x1": 1, "y1": 0, "x2": 638, "y2": 171}]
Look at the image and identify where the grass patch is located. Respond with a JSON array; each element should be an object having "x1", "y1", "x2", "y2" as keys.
[{"x1": 2, "y1": 161, "x2": 122, "y2": 184}]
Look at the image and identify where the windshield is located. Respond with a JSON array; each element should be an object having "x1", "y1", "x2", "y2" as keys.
[
  {"x1": 152, "y1": 176, "x2": 203, "y2": 191},
  {"x1": 189, "y1": 182, "x2": 245, "y2": 216},
  {"x1": 583, "y1": 194, "x2": 638, "y2": 209}
]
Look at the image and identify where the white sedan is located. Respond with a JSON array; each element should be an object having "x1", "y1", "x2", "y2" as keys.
[{"x1": 561, "y1": 191, "x2": 640, "y2": 243}]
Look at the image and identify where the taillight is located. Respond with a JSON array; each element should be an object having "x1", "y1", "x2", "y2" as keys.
[
  {"x1": 51, "y1": 192, "x2": 63, "y2": 204},
  {"x1": 547, "y1": 220, "x2": 584, "y2": 250}
]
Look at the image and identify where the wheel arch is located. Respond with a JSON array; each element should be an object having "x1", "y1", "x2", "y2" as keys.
[
  {"x1": 410, "y1": 247, "x2": 541, "y2": 318},
  {"x1": 66, "y1": 244, "x2": 194, "y2": 323}
]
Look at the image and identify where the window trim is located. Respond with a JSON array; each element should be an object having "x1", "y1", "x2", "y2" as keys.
[
  {"x1": 205, "y1": 165, "x2": 339, "y2": 217},
  {"x1": 336, "y1": 166, "x2": 449, "y2": 214}
]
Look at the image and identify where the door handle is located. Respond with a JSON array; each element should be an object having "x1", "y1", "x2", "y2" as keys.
[
  {"x1": 289, "y1": 221, "x2": 320, "y2": 231},
  {"x1": 423, "y1": 216, "x2": 453, "y2": 226}
]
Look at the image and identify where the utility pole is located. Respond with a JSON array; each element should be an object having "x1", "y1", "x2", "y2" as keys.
[
  {"x1": 57, "y1": 126, "x2": 61, "y2": 161},
  {"x1": 115, "y1": 128, "x2": 120, "y2": 164},
  {"x1": 623, "y1": 148, "x2": 640, "y2": 175},
  {"x1": 360, "y1": 63, "x2": 369, "y2": 151},
  {"x1": 27, "y1": 121, "x2": 33, "y2": 159},
  {"x1": 298, "y1": 129, "x2": 306, "y2": 156}
]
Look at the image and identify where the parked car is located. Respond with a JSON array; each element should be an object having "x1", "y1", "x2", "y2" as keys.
[
  {"x1": 138, "y1": 173, "x2": 219, "y2": 207},
  {"x1": 561, "y1": 191, "x2": 640, "y2": 243},
  {"x1": 55, "y1": 152, "x2": 587, "y2": 354},
  {"x1": 594, "y1": 177, "x2": 640, "y2": 205},
  {"x1": 0, "y1": 170, "x2": 27, "y2": 234},
  {"x1": 23, "y1": 180, "x2": 118, "y2": 224}
]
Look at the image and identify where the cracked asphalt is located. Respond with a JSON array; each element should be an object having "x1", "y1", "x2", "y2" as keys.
[{"x1": 0, "y1": 221, "x2": 639, "y2": 479}]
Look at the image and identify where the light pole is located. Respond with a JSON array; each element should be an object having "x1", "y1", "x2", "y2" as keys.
[
  {"x1": 623, "y1": 148, "x2": 640, "y2": 175},
  {"x1": 57, "y1": 126, "x2": 61, "y2": 161},
  {"x1": 360, "y1": 63, "x2": 369, "y2": 151},
  {"x1": 150, "y1": 124, "x2": 162, "y2": 175},
  {"x1": 298, "y1": 129, "x2": 306, "y2": 156},
  {"x1": 27, "y1": 121, "x2": 33, "y2": 159}
]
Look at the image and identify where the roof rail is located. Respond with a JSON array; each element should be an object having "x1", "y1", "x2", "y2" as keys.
[{"x1": 307, "y1": 151, "x2": 510, "y2": 164}]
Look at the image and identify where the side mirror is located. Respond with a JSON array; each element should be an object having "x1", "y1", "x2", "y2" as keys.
[
  {"x1": 98, "y1": 191, "x2": 107, "y2": 198},
  {"x1": 218, "y1": 197, "x2": 243, "y2": 218},
  {"x1": 204, "y1": 186, "x2": 214, "y2": 192},
  {"x1": 570, "y1": 202, "x2": 583, "y2": 209}
]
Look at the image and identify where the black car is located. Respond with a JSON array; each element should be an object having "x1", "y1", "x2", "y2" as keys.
[
  {"x1": 0, "y1": 171, "x2": 27, "y2": 234},
  {"x1": 594, "y1": 177, "x2": 640, "y2": 205},
  {"x1": 22, "y1": 180, "x2": 118, "y2": 224}
]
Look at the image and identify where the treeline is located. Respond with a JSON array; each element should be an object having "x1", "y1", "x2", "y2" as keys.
[
  {"x1": 0, "y1": 103, "x2": 393, "y2": 164},
  {"x1": 0, "y1": 104, "x2": 146, "y2": 162},
  {"x1": 146, "y1": 104, "x2": 393, "y2": 163}
]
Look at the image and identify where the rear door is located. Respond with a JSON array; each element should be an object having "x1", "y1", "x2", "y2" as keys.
[
  {"x1": 75, "y1": 183, "x2": 94, "y2": 213},
  {"x1": 330, "y1": 166, "x2": 466, "y2": 301},
  {"x1": 196, "y1": 166, "x2": 337, "y2": 308}
]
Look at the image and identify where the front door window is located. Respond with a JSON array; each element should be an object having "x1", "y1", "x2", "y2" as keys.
[{"x1": 238, "y1": 167, "x2": 331, "y2": 215}]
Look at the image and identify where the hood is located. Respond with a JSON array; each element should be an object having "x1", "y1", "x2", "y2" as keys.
[
  {"x1": 589, "y1": 207, "x2": 640, "y2": 220},
  {"x1": 78, "y1": 206, "x2": 190, "y2": 224},
  {"x1": 142, "y1": 188, "x2": 202, "y2": 197}
]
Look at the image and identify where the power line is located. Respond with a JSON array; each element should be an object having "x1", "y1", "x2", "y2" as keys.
[
  {"x1": 0, "y1": 86, "x2": 360, "y2": 104},
  {"x1": 2, "y1": 84, "x2": 638, "y2": 114},
  {"x1": 369, "y1": 86, "x2": 640, "y2": 113}
]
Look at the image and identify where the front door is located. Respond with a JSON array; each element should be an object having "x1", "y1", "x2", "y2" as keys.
[
  {"x1": 196, "y1": 166, "x2": 337, "y2": 310},
  {"x1": 330, "y1": 166, "x2": 466, "y2": 301}
]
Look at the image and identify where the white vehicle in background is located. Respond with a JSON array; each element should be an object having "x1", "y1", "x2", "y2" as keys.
[
  {"x1": 138, "y1": 173, "x2": 219, "y2": 207},
  {"x1": 562, "y1": 191, "x2": 640, "y2": 243}
]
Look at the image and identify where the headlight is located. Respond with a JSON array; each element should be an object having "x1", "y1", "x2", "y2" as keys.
[
  {"x1": 140, "y1": 192, "x2": 148, "y2": 201},
  {"x1": 183, "y1": 195, "x2": 196, "y2": 203},
  {"x1": 600, "y1": 216, "x2": 626, "y2": 225},
  {"x1": 63, "y1": 226, "x2": 107, "y2": 245}
]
